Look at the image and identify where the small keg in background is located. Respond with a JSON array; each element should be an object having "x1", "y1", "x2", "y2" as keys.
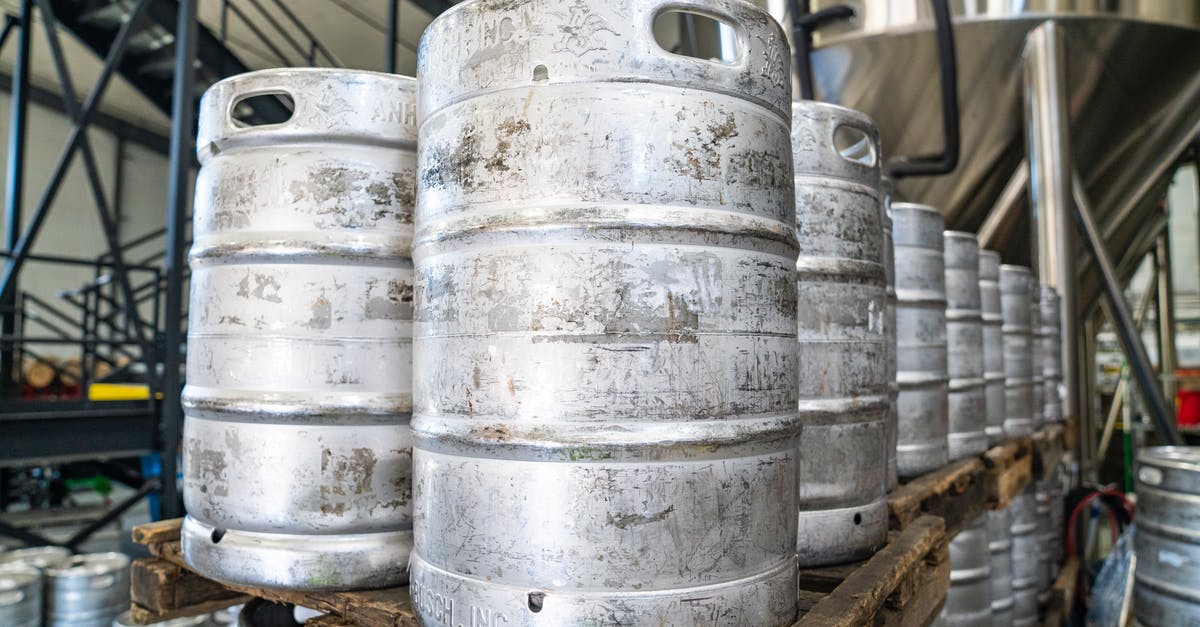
[
  {"x1": 987, "y1": 508, "x2": 1015, "y2": 625},
  {"x1": 892, "y1": 203, "x2": 949, "y2": 478},
  {"x1": 933, "y1": 516, "x2": 991, "y2": 626},
  {"x1": 883, "y1": 179, "x2": 899, "y2": 490},
  {"x1": 44, "y1": 552, "x2": 129, "y2": 627},
  {"x1": 182, "y1": 69, "x2": 417, "y2": 590},
  {"x1": 1040, "y1": 286, "x2": 1064, "y2": 424},
  {"x1": 978, "y1": 250, "x2": 1006, "y2": 446},
  {"x1": 0, "y1": 565, "x2": 40, "y2": 627},
  {"x1": 413, "y1": 1, "x2": 801, "y2": 624},
  {"x1": 1000, "y1": 265, "x2": 1035, "y2": 437},
  {"x1": 1029, "y1": 282, "x2": 1045, "y2": 432},
  {"x1": 0, "y1": 546, "x2": 70, "y2": 570},
  {"x1": 943, "y1": 232, "x2": 987, "y2": 460},
  {"x1": 1134, "y1": 447, "x2": 1200, "y2": 626},
  {"x1": 792, "y1": 102, "x2": 888, "y2": 566},
  {"x1": 1010, "y1": 487, "x2": 1040, "y2": 626}
]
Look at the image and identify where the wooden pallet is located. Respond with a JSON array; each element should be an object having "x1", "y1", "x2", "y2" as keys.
[
  {"x1": 796, "y1": 515, "x2": 949, "y2": 626},
  {"x1": 1032, "y1": 424, "x2": 1065, "y2": 481},
  {"x1": 131, "y1": 519, "x2": 416, "y2": 626},
  {"x1": 982, "y1": 435, "x2": 1033, "y2": 510},
  {"x1": 1039, "y1": 556, "x2": 1080, "y2": 627}
]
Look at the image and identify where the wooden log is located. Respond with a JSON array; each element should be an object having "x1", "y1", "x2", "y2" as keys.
[
  {"x1": 22, "y1": 357, "x2": 57, "y2": 389},
  {"x1": 796, "y1": 515, "x2": 948, "y2": 627}
]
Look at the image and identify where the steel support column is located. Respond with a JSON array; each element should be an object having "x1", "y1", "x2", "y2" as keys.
[
  {"x1": 160, "y1": 0, "x2": 198, "y2": 519},
  {"x1": 1155, "y1": 231, "x2": 1178, "y2": 410},
  {"x1": 1, "y1": 0, "x2": 32, "y2": 392},
  {"x1": 386, "y1": 0, "x2": 399, "y2": 73},
  {"x1": 1072, "y1": 175, "x2": 1181, "y2": 445},
  {"x1": 1023, "y1": 20, "x2": 1081, "y2": 455}
]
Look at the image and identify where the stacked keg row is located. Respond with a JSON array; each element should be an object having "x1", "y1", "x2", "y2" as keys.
[
  {"x1": 0, "y1": 547, "x2": 129, "y2": 627},
  {"x1": 171, "y1": 0, "x2": 1069, "y2": 623}
]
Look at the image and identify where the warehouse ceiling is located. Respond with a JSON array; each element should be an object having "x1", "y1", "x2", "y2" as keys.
[{"x1": 0, "y1": 0, "x2": 447, "y2": 137}]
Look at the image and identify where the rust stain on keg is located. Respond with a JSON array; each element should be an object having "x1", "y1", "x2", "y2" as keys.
[{"x1": 606, "y1": 505, "x2": 674, "y2": 530}]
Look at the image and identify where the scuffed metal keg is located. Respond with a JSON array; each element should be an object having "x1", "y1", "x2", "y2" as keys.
[
  {"x1": 1135, "y1": 447, "x2": 1200, "y2": 626},
  {"x1": 1040, "y1": 286, "x2": 1064, "y2": 424},
  {"x1": 934, "y1": 516, "x2": 991, "y2": 626},
  {"x1": 44, "y1": 553, "x2": 129, "y2": 627},
  {"x1": 1000, "y1": 265, "x2": 1035, "y2": 437},
  {"x1": 0, "y1": 546, "x2": 70, "y2": 570},
  {"x1": 1028, "y1": 283, "x2": 1045, "y2": 432},
  {"x1": 892, "y1": 203, "x2": 949, "y2": 478},
  {"x1": 943, "y1": 232, "x2": 986, "y2": 460},
  {"x1": 883, "y1": 179, "x2": 899, "y2": 491},
  {"x1": 413, "y1": 1, "x2": 800, "y2": 624},
  {"x1": 1010, "y1": 488, "x2": 1039, "y2": 626},
  {"x1": 0, "y1": 565, "x2": 40, "y2": 627},
  {"x1": 987, "y1": 509, "x2": 1015, "y2": 625},
  {"x1": 792, "y1": 102, "x2": 888, "y2": 566},
  {"x1": 182, "y1": 69, "x2": 417, "y2": 590},
  {"x1": 1035, "y1": 473, "x2": 1063, "y2": 602},
  {"x1": 978, "y1": 251, "x2": 1006, "y2": 447}
]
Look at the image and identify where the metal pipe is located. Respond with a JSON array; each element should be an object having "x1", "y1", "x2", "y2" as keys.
[
  {"x1": 160, "y1": 0, "x2": 198, "y2": 520},
  {"x1": 977, "y1": 160, "x2": 1028, "y2": 249},
  {"x1": 1155, "y1": 231, "x2": 1179, "y2": 409},
  {"x1": 0, "y1": 14, "x2": 16, "y2": 50},
  {"x1": 2, "y1": 0, "x2": 32, "y2": 393},
  {"x1": 1072, "y1": 174, "x2": 1181, "y2": 445},
  {"x1": 386, "y1": 0, "x2": 398, "y2": 73},
  {"x1": 1023, "y1": 20, "x2": 1080, "y2": 451},
  {"x1": 1097, "y1": 275, "x2": 1156, "y2": 461}
]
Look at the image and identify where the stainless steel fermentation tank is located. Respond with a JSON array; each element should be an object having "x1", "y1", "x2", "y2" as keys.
[
  {"x1": 1134, "y1": 447, "x2": 1200, "y2": 626},
  {"x1": 792, "y1": 101, "x2": 888, "y2": 566},
  {"x1": 892, "y1": 203, "x2": 948, "y2": 478},
  {"x1": 413, "y1": 0, "x2": 801, "y2": 624},
  {"x1": 182, "y1": 69, "x2": 417, "y2": 590}
]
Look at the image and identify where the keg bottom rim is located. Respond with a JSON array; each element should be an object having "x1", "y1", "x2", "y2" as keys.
[
  {"x1": 796, "y1": 498, "x2": 888, "y2": 567},
  {"x1": 182, "y1": 516, "x2": 412, "y2": 591}
]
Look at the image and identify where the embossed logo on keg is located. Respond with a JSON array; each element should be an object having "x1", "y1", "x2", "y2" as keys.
[
  {"x1": 372, "y1": 101, "x2": 417, "y2": 127},
  {"x1": 411, "y1": 577, "x2": 509, "y2": 626}
]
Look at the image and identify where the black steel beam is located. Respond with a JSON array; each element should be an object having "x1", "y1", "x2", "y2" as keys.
[
  {"x1": 2, "y1": 0, "x2": 32, "y2": 393},
  {"x1": 160, "y1": 0, "x2": 197, "y2": 520},
  {"x1": 64, "y1": 479, "x2": 159, "y2": 549},
  {"x1": 0, "y1": 401, "x2": 158, "y2": 463},
  {"x1": 0, "y1": 517, "x2": 58, "y2": 547},
  {"x1": 386, "y1": 0, "x2": 398, "y2": 73},
  {"x1": 408, "y1": 0, "x2": 454, "y2": 18}
]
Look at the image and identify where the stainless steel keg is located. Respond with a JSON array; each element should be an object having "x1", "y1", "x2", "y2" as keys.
[
  {"x1": 892, "y1": 203, "x2": 949, "y2": 478},
  {"x1": 1135, "y1": 447, "x2": 1200, "y2": 626},
  {"x1": 44, "y1": 552, "x2": 129, "y2": 627},
  {"x1": 113, "y1": 611, "x2": 212, "y2": 626},
  {"x1": 883, "y1": 187, "x2": 899, "y2": 491},
  {"x1": 182, "y1": 69, "x2": 417, "y2": 590},
  {"x1": 978, "y1": 250, "x2": 1006, "y2": 447},
  {"x1": 1040, "y1": 286, "x2": 1063, "y2": 424},
  {"x1": 1029, "y1": 283, "x2": 1045, "y2": 432},
  {"x1": 1010, "y1": 488, "x2": 1039, "y2": 626},
  {"x1": 944, "y1": 232, "x2": 986, "y2": 460},
  {"x1": 1000, "y1": 265, "x2": 1035, "y2": 437},
  {"x1": 934, "y1": 516, "x2": 992, "y2": 626},
  {"x1": 413, "y1": 1, "x2": 800, "y2": 624},
  {"x1": 987, "y1": 509, "x2": 1014, "y2": 626},
  {"x1": 0, "y1": 565, "x2": 40, "y2": 627},
  {"x1": 792, "y1": 102, "x2": 888, "y2": 566},
  {"x1": 0, "y1": 546, "x2": 70, "y2": 570}
]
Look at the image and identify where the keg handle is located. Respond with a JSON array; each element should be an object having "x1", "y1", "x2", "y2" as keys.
[
  {"x1": 830, "y1": 120, "x2": 878, "y2": 169},
  {"x1": 646, "y1": 1, "x2": 750, "y2": 67},
  {"x1": 220, "y1": 74, "x2": 301, "y2": 133}
]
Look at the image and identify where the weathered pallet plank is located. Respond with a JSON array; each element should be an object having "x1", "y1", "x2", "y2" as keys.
[
  {"x1": 889, "y1": 458, "x2": 988, "y2": 536},
  {"x1": 795, "y1": 515, "x2": 948, "y2": 627},
  {"x1": 982, "y1": 435, "x2": 1033, "y2": 509},
  {"x1": 130, "y1": 557, "x2": 247, "y2": 613}
]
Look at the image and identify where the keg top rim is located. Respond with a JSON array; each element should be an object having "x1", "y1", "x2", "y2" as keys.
[
  {"x1": 0, "y1": 564, "x2": 40, "y2": 585},
  {"x1": 45, "y1": 552, "x2": 129, "y2": 578},
  {"x1": 944, "y1": 230, "x2": 979, "y2": 243},
  {"x1": 1139, "y1": 446, "x2": 1200, "y2": 471},
  {"x1": 791, "y1": 100, "x2": 878, "y2": 127},
  {"x1": 978, "y1": 249, "x2": 1001, "y2": 262},
  {"x1": 999, "y1": 263, "x2": 1032, "y2": 276},
  {"x1": 891, "y1": 202, "x2": 941, "y2": 215},
  {"x1": 208, "y1": 67, "x2": 416, "y2": 93},
  {"x1": 0, "y1": 545, "x2": 69, "y2": 568}
]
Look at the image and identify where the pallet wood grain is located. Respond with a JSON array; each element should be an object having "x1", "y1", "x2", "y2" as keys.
[
  {"x1": 888, "y1": 458, "x2": 988, "y2": 536},
  {"x1": 795, "y1": 515, "x2": 948, "y2": 627},
  {"x1": 1032, "y1": 424, "x2": 1065, "y2": 480},
  {"x1": 982, "y1": 436, "x2": 1033, "y2": 509},
  {"x1": 131, "y1": 557, "x2": 247, "y2": 612}
]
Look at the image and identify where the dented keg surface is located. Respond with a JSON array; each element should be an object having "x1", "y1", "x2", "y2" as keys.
[
  {"x1": 413, "y1": 1, "x2": 800, "y2": 625},
  {"x1": 1040, "y1": 286, "x2": 1064, "y2": 424},
  {"x1": 1010, "y1": 488, "x2": 1039, "y2": 627},
  {"x1": 181, "y1": 69, "x2": 417, "y2": 590},
  {"x1": 0, "y1": 565, "x2": 40, "y2": 627},
  {"x1": 892, "y1": 203, "x2": 949, "y2": 478},
  {"x1": 44, "y1": 553, "x2": 129, "y2": 627},
  {"x1": 1029, "y1": 284, "x2": 1045, "y2": 432},
  {"x1": 883, "y1": 191, "x2": 899, "y2": 491},
  {"x1": 1000, "y1": 265, "x2": 1035, "y2": 437},
  {"x1": 978, "y1": 251, "x2": 1006, "y2": 447},
  {"x1": 987, "y1": 509, "x2": 1015, "y2": 625},
  {"x1": 934, "y1": 516, "x2": 991, "y2": 627},
  {"x1": 943, "y1": 232, "x2": 987, "y2": 460},
  {"x1": 792, "y1": 102, "x2": 888, "y2": 566},
  {"x1": 0, "y1": 546, "x2": 71, "y2": 571},
  {"x1": 1134, "y1": 447, "x2": 1200, "y2": 626}
]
